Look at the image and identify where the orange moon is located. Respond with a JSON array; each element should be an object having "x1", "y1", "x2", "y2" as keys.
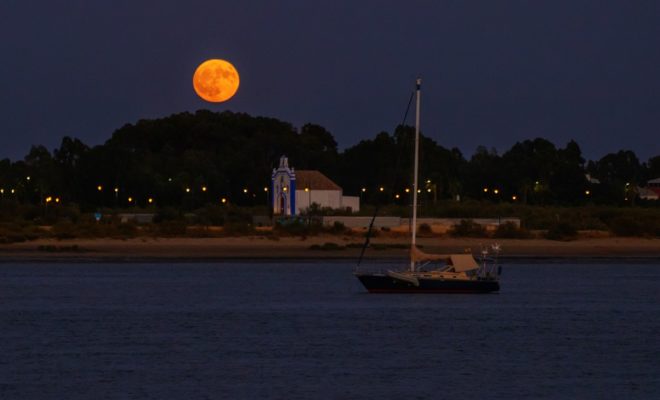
[{"x1": 192, "y1": 59, "x2": 240, "y2": 102}]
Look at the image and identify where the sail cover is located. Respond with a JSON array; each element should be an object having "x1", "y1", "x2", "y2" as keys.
[
  {"x1": 449, "y1": 254, "x2": 479, "y2": 272},
  {"x1": 410, "y1": 246, "x2": 479, "y2": 272}
]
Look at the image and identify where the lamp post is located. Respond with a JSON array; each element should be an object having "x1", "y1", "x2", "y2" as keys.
[
  {"x1": 264, "y1": 186, "x2": 270, "y2": 218},
  {"x1": 96, "y1": 184, "x2": 103, "y2": 208},
  {"x1": 185, "y1": 187, "x2": 192, "y2": 210},
  {"x1": 304, "y1": 187, "x2": 311, "y2": 210}
]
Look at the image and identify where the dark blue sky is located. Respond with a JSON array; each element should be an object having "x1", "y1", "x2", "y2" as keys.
[{"x1": 1, "y1": 1, "x2": 658, "y2": 161}]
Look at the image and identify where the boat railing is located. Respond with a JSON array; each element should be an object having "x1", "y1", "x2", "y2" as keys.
[{"x1": 476, "y1": 255, "x2": 500, "y2": 280}]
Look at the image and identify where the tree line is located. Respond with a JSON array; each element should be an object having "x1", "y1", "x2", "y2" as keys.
[{"x1": 0, "y1": 110, "x2": 658, "y2": 210}]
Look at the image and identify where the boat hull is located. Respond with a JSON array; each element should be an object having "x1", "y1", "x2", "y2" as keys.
[{"x1": 355, "y1": 273, "x2": 499, "y2": 293}]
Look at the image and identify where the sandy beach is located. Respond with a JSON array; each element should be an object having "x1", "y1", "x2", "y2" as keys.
[{"x1": 1, "y1": 235, "x2": 659, "y2": 262}]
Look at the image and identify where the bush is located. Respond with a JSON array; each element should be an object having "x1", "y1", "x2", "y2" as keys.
[
  {"x1": 153, "y1": 207, "x2": 182, "y2": 223},
  {"x1": 417, "y1": 223, "x2": 432, "y2": 236},
  {"x1": 328, "y1": 221, "x2": 348, "y2": 234},
  {"x1": 545, "y1": 221, "x2": 578, "y2": 241},
  {"x1": 309, "y1": 242, "x2": 345, "y2": 251},
  {"x1": 115, "y1": 221, "x2": 138, "y2": 238},
  {"x1": 274, "y1": 218, "x2": 322, "y2": 236},
  {"x1": 156, "y1": 220, "x2": 187, "y2": 236},
  {"x1": 52, "y1": 221, "x2": 78, "y2": 239},
  {"x1": 494, "y1": 221, "x2": 531, "y2": 239},
  {"x1": 607, "y1": 216, "x2": 659, "y2": 237},
  {"x1": 222, "y1": 222, "x2": 255, "y2": 236},
  {"x1": 450, "y1": 219, "x2": 487, "y2": 237}
]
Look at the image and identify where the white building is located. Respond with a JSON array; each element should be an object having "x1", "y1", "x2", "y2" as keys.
[
  {"x1": 271, "y1": 155, "x2": 359, "y2": 216},
  {"x1": 639, "y1": 178, "x2": 660, "y2": 200}
]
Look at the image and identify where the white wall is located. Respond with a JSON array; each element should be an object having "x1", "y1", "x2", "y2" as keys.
[
  {"x1": 295, "y1": 190, "x2": 342, "y2": 214},
  {"x1": 341, "y1": 196, "x2": 360, "y2": 212}
]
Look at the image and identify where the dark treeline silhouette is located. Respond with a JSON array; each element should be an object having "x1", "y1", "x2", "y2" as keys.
[{"x1": 0, "y1": 110, "x2": 658, "y2": 210}]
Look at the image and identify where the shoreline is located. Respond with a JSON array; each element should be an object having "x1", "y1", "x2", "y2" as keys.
[{"x1": 0, "y1": 236, "x2": 659, "y2": 263}]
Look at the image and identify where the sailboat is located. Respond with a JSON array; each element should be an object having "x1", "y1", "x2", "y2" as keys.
[{"x1": 354, "y1": 79, "x2": 501, "y2": 293}]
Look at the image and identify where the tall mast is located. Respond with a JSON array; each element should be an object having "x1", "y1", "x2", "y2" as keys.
[{"x1": 410, "y1": 78, "x2": 421, "y2": 271}]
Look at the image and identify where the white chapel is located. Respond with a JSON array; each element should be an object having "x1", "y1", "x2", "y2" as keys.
[{"x1": 270, "y1": 155, "x2": 359, "y2": 216}]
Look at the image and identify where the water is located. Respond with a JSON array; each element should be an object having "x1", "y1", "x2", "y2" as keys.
[{"x1": 0, "y1": 261, "x2": 659, "y2": 399}]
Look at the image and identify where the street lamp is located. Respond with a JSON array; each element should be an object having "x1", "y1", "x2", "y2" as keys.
[
  {"x1": 304, "y1": 187, "x2": 311, "y2": 210},
  {"x1": 96, "y1": 185, "x2": 103, "y2": 207},
  {"x1": 263, "y1": 186, "x2": 270, "y2": 211}
]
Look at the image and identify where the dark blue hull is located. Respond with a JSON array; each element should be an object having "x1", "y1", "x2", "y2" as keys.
[{"x1": 355, "y1": 273, "x2": 499, "y2": 293}]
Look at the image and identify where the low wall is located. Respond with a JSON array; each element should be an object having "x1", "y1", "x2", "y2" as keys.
[
  {"x1": 118, "y1": 213, "x2": 155, "y2": 224},
  {"x1": 323, "y1": 216, "x2": 520, "y2": 229},
  {"x1": 323, "y1": 216, "x2": 402, "y2": 228}
]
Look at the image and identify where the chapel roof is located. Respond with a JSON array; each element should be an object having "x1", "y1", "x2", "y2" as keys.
[{"x1": 295, "y1": 170, "x2": 342, "y2": 191}]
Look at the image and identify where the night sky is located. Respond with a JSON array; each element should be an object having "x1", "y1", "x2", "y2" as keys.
[{"x1": 1, "y1": 1, "x2": 659, "y2": 161}]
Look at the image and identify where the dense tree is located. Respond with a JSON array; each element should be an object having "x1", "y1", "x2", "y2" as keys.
[
  {"x1": 587, "y1": 150, "x2": 643, "y2": 204},
  {"x1": 646, "y1": 156, "x2": 660, "y2": 180},
  {"x1": 0, "y1": 110, "x2": 656, "y2": 210}
]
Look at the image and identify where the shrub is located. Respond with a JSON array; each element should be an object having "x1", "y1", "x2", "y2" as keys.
[
  {"x1": 494, "y1": 221, "x2": 531, "y2": 239},
  {"x1": 309, "y1": 242, "x2": 345, "y2": 251},
  {"x1": 222, "y1": 222, "x2": 255, "y2": 236},
  {"x1": 153, "y1": 207, "x2": 182, "y2": 223},
  {"x1": 417, "y1": 223, "x2": 432, "y2": 235},
  {"x1": 115, "y1": 221, "x2": 138, "y2": 238},
  {"x1": 450, "y1": 219, "x2": 487, "y2": 237},
  {"x1": 52, "y1": 221, "x2": 78, "y2": 239},
  {"x1": 607, "y1": 216, "x2": 658, "y2": 237},
  {"x1": 329, "y1": 221, "x2": 348, "y2": 234},
  {"x1": 194, "y1": 205, "x2": 225, "y2": 225},
  {"x1": 274, "y1": 218, "x2": 322, "y2": 236},
  {"x1": 156, "y1": 220, "x2": 187, "y2": 236},
  {"x1": 545, "y1": 221, "x2": 578, "y2": 241}
]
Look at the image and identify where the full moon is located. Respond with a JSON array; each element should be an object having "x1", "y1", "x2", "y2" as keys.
[{"x1": 192, "y1": 59, "x2": 240, "y2": 103}]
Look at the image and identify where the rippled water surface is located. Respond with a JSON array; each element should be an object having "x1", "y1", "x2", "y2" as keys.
[{"x1": 1, "y1": 261, "x2": 659, "y2": 399}]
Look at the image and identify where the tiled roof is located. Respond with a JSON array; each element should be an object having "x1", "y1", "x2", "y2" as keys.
[{"x1": 295, "y1": 170, "x2": 342, "y2": 191}]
